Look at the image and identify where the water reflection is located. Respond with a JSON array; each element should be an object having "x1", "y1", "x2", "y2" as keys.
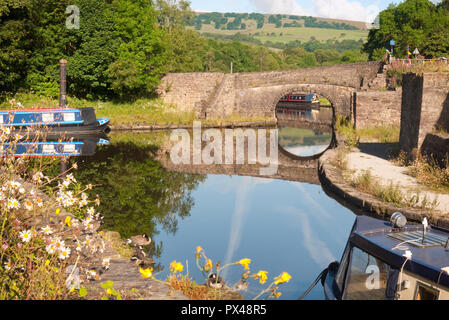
[
  {"x1": 70, "y1": 131, "x2": 357, "y2": 300},
  {"x1": 155, "y1": 174, "x2": 355, "y2": 300},
  {"x1": 278, "y1": 127, "x2": 333, "y2": 158},
  {"x1": 72, "y1": 136, "x2": 206, "y2": 266},
  {"x1": 276, "y1": 102, "x2": 334, "y2": 159}
]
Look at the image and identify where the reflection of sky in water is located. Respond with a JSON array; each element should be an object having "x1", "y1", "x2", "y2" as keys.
[
  {"x1": 153, "y1": 174, "x2": 355, "y2": 300},
  {"x1": 284, "y1": 145, "x2": 329, "y2": 157}
]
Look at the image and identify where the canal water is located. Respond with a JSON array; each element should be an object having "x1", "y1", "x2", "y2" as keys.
[{"x1": 72, "y1": 104, "x2": 357, "y2": 300}]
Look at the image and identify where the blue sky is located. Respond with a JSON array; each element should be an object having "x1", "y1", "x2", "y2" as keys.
[{"x1": 189, "y1": 0, "x2": 442, "y2": 22}]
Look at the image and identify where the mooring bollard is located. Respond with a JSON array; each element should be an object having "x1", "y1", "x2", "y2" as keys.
[{"x1": 59, "y1": 59, "x2": 67, "y2": 108}]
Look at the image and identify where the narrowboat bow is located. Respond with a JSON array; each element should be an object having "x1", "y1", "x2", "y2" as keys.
[
  {"x1": 322, "y1": 214, "x2": 449, "y2": 300},
  {"x1": 0, "y1": 107, "x2": 110, "y2": 135}
]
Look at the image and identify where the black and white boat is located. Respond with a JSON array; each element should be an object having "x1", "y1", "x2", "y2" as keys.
[{"x1": 322, "y1": 214, "x2": 449, "y2": 300}]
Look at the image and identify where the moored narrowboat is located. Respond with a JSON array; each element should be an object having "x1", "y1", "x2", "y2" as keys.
[
  {"x1": 0, "y1": 107, "x2": 110, "y2": 135},
  {"x1": 279, "y1": 93, "x2": 320, "y2": 104},
  {"x1": 322, "y1": 214, "x2": 449, "y2": 300}
]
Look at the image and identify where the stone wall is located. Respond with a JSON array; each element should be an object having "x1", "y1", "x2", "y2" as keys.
[
  {"x1": 354, "y1": 90, "x2": 402, "y2": 129},
  {"x1": 399, "y1": 73, "x2": 449, "y2": 154},
  {"x1": 421, "y1": 133, "x2": 449, "y2": 164},
  {"x1": 157, "y1": 73, "x2": 224, "y2": 117}
]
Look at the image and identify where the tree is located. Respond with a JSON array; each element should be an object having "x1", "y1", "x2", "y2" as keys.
[
  {"x1": 154, "y1": 0, "x2": 193, "y2": 33},
  {"x1": 0, "y1": 0, "x2": 74, "y2": 96},
  {"x1": 363, "y1": 0, "x2": 449, "y2": 59},
  {"x1": 66, "y1": 0, "x2": 119, "y2": 99},
  {"x1": 107, "y1": 0, "x2": 166, "y2": 98}
]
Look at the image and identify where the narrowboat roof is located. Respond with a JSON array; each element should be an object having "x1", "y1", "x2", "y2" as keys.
[
  {"x1": 0, "y1": 107, "x2": 78, "y2": 113},
  {"x1": 350, "y1": 216, "x2": 449, "y2": 288}
]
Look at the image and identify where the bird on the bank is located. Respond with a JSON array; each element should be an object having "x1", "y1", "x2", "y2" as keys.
[
  {"x1": 206, "y1": 273, "x2": 225, "y2": 289},
  {"x1": 126, "y1": 234, "x2": 151, "y2": 247},
  {"x1": 131, "y1": 246, "x2": 155, "y2": 268}
]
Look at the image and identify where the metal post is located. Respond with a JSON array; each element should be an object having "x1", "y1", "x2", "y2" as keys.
[{"x1": 59, "y1": 59, "x2": 67, "y2": 108}]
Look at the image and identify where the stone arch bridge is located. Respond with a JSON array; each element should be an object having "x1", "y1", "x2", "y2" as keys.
[{"x1": 158, "y1": 61, "x2": 383, "y2": 120}]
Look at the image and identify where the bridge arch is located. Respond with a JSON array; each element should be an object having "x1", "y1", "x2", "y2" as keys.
[{"x1": 267, "y1": 84, "x2": 353, "y2": 119}]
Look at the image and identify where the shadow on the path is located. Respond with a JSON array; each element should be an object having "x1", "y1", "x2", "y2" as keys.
[{"x1": 357, "y1": 142, "x2": 399, "y2": 160}]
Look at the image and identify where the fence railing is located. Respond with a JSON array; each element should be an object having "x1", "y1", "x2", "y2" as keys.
[{"x1": 390, "y1": 57, "x2": 448, "y2": 65}]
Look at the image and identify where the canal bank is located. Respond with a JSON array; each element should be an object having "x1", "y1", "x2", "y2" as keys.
[
  {"x1": 109, "y1": 119, "x2": 277, "y2": 131},
  {"x1": 318, "y1": 146, "x2": 449, "y2": 229}
]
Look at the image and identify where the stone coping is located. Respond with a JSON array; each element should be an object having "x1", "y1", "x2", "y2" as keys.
[
  {"x1": 318, "y1": 148, "x2": 449, "y2": 229},
  {"x1": 110, "y1": 120, "x2": 277, "y2": 131}
]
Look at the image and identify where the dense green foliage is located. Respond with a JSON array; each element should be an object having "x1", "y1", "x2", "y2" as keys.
[
  {"x1": 363, "y1": 0, "x2": 449, "y2": 59},
  {"x1": 0, "y1": 0, "x2": 168, "y2": 99}
]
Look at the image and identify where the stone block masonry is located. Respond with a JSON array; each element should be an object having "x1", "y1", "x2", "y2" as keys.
[
  {"x1": 157, "y1": 73, "x2": 225, "y2": 118},
  {"x1": 400, "y1": 73, "x2": 449, "y2": 155},
  {"x1": 354, "y1": 90, "x2": 403, "y2": 129}
]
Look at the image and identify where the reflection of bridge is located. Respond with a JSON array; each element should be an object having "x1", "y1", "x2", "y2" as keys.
[{"x1": 155, "y1": 129, "x2": 320, "y2": 185}]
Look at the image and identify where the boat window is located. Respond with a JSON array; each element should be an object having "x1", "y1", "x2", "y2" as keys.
[
  {"x1": 414, "y1": 282, "x2": 439, "y2": 300},
  {"x1": 335, "y1": 244, "x2": 351, "y2": 294},
  {"x1": 344, "y1": 247, "x2": 390, "y2": 300}
]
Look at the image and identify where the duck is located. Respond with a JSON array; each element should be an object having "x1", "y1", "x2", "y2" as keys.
[
  {"x1": 131, "y1": 246, "x2": 155, "y2": 268},
  {"x1": 206, "y1": 273, "x2": 226, "y2": 289},
  {"x1": 126, "y1": 234, "x2": 151, "y2": 247}
]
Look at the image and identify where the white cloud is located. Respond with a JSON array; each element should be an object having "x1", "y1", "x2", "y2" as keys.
[
  {"x1": 248, "y1": 0, "x2": 312, "y2": 15},
  {"x1": 313, "y1": 0, "x2": 380, "y2": 23}
]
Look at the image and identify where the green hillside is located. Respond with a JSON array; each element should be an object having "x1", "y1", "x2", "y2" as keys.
[{"x1": 187, "y1": 12, "x2": 369, "y2": 48}]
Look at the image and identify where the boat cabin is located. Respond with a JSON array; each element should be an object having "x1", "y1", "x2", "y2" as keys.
[
  {"x1": 279, "y1": 93, "x2": 319, "y2": 103},
  {"x1": 323, "y1": 215, "x2": 449, "y2": 300}
]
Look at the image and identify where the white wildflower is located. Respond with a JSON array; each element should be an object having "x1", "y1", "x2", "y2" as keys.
[{"x1": 19, "y1": 230, "x2": 32, "y2": 243}]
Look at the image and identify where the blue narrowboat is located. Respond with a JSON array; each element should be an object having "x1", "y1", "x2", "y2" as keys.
[
  {"x1": 321, "y1": 214, "x2": 449, "y2": 300},
  {"x1": 0, "y1": 107, "x2": 110, "y2": 135}
]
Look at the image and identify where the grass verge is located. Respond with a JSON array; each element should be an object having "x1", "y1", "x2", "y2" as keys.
[
  {"x1": 350, "y1": 169, "x2": 439, "y2": 210},
  {"x1": 1, "y1": 93, "x2": 273, "y2": 127}
]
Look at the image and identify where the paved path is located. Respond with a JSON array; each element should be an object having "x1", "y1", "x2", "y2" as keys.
[{"x1": 346, "y1": 143, "x2": 449, "y2": 213}]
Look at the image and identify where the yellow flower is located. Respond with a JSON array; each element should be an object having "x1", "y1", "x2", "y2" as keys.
[
  {"x1": 139, "y1": 267, "x2": 153, "y2": 279},
  {"x1": 170, "y1": 261, "x2": 184, "y2": 273},
  {"x1": 253, "y1": 270, "x2": 268, "y2": 284},
  {"x1": 236, "y1": 258, "x2": 251, "y2": 270},
  {"x1": 65, "y1": 216, "x2": 71, "y2": 227},
  {"x1": 195, "y1": 246, "x2": 203, "y2": 259},
  {"x1": 203, "y1": 259, "x2": 213, "y2": 272},
  {"x1": 274, "y1": 272, "x2": 291, "y2": 285},
  {"x1": 273, "y1": 291, "x2": 282, "y2": 298},
  {"x1": 45, "y1": 259, "x2": 50, "y2": 267},
  {"x1": 55, "y1": 208, "x2": 61, "y2": 215}
]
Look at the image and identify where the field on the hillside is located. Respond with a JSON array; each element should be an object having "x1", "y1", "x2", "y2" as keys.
[{"x1": 190, "y1": 13, "x2": 369, "y2": 44}]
